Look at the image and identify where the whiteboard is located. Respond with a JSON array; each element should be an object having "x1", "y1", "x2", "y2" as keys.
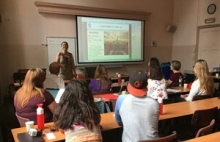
[
  {"x1": 198, "y1": 27, "x2": 220, "y2": 68},
  {"x1": 47, "y1": 37, "x2": 77, "y2": 66}
]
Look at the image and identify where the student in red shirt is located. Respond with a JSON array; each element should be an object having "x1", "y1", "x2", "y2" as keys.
[{"x1": 166, "y1": 60, "x2": 183, "y2": 88}]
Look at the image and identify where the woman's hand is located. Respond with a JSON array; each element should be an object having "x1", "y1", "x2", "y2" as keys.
[{"x1": 180, "y1": 94, "x2": 186, "y2": 98}]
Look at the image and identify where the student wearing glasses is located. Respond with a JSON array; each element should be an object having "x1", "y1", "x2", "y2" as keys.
[
  {"x1": 56, "y1": 41, "x2": 77, "y2": 80},
  {"x1": 180, "y1": 59, "x2": 214, "y2": 101}
]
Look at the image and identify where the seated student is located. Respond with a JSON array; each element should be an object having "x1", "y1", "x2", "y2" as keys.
[
  {"x1": 147, "y1": 66, "x2": 168, "y2": 99},
  {"x1": 54, "y1": 79, "x2": 102, "y2": 142},
  {"x1": 89, "y1": 65, "x2": 112, "y2": 94},
  {"x1": 115, "y1": 70, "x2": 159, "y2": 141},
  {"x1": 166, "y1": 60, "x2": 183, "y2": 88},
  {"x1": 44, "y1": 62, "x2": 65, "y2": 89},
  {"x1": 14, "y1": 68, "x2": 57, "y2": 124},
  {"x1": 146, "y1": 57, "x2": 160, "y2": 77},
  {"x1": 180, "y1": 59, "x2": 214, "y2": 101}
]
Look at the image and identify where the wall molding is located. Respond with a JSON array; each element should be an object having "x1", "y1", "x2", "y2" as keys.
[{"x1": 34, "y1": 2, "x2": 151, "y2": 20}]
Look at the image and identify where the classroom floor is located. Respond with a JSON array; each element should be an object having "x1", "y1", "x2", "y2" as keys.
[{"x1": 1, "y1": 97, "x2": 20, "y2": 142}]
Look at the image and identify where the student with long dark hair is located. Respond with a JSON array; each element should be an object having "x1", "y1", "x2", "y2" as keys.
[
  {"x1": 54, "y1": 79, "x2": 102, "y2": 142},
  {"x1": 147, "y1": 66, "x2": 168, "y2": 99}
]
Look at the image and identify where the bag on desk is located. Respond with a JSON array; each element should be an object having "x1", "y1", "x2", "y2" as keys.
[
  {"x1": 94, "y1": 98, "x2": 111, "y2": 114},
  {"x1": 187, "y1": 83, "x2": 192, "y2": 89}
]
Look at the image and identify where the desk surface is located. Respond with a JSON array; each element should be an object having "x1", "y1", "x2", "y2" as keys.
[
  {"x1": 12, "y1": 98, "x2": 220, "y2": 142},
  {"x1": 187, "y1": 131, "x2": 220, "y2": 142},
  {"x1": 12, "y1": 112, "x2": 119, "y2": 142}
]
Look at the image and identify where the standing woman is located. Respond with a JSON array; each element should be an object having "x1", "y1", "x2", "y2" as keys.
[
  {"x1": 180, "y1": 59, "x2": 214, "y2": 101},
  {"x1": 89, "y1": 65, "x2": 112, "y2": 94},
  {"x1": 14, "y1": 68, "x2": 57, "y2": 124},
  {"x1": 54, "y1": 79, "x2": 102, "y2": 142},
  {"x1": 56, "y1": 41, "x2": 76, "y2": 80}
]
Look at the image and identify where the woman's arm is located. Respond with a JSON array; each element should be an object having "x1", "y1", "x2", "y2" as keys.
[
  {"x1": 55, "y1": 52, "x2": 60, "y2": 63},
  {"x1": 184, "y1": 80, "x2": 199, "y2": 101},
  {"x1": 71, "y1": 54, "x2": 77, "y2": 77},
  {"x1": 48, "y1": 101, "x2": 58, "y2": 114},
  {"x1": 166, "y1": 79, "x2": 173, "y2": 87}
]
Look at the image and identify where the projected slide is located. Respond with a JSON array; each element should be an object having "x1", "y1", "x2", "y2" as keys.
[{"x1": 77, "y1": 16, "x2": 144, "y2": 64}]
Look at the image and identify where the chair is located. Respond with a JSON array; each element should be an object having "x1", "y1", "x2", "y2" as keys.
[
  {"x1": 163, "y1": 98, "x2": 175, "y2": 105},
  {"x1": 138, "y1": 133, "x2": 177, "y2": 142},
  {"x1": 195, "y1": 119, "x2": 215, "y2": 138},
  {"x1": 109, "y1": 98, "x2": 117, "y2": 112},
  {"x1": 176, "y1": 106, "x2": 218, "y2": 140},
  {"x1": 192, "y1": 95, "x2": 211, "y2": 101},
  {"x1": 15, "y1": 112, "x2": 30, "y2": 127}
]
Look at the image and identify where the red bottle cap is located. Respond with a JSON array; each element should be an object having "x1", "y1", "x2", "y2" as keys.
[
  {"x1": 158, "y1": 94, "x2": 163, "y2": 98},
  {"x1": 37, "y1": 104, "x2": 43, "y2": 107}
]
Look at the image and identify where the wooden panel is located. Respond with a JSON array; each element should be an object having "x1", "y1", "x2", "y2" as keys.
[{"x1": 34, "y1": 2, "x2": 151, "y2": 20}]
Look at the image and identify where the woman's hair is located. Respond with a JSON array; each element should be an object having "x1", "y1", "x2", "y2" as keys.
[
  {"x1": 149, "y1": 66, "x2": 163, "y2": 80},
  {"x1": 194, "y1": 59, "x2": 214, "y2": 95},
  {"x1": 171, "y1": 60, "x2": 181, "y2": 71},
  {"x1": 94, "y1": 65, "x2": 109, "y2": 81},
  {"x1": 53, "y1": 79, "x2": 101, "y2": 130},
  {"x1": 61, "y1": 41, "x2": 69, "y2": 48},
  {"x1": 15, "y1": 68, "x2": 46, "y2": 108},
  {"x1": 149, "y1": 57, "x2": 160, "y2": 68}
]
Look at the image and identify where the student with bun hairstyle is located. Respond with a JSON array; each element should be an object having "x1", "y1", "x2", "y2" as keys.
[
  {"x1": 166, "y1": 60, "x2": 183, "y2": 87},
  {"x1": 180, "y1": 59, "x2": 214, "y2": 101},
  {"x1": 54, "y1": 79, "x2": 102, "y2": 142},
  {"x1": 14, "y1": 68, "x2": 57, "y2": 124}
]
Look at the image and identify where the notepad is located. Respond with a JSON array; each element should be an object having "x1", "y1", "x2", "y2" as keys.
[
  {"x1": 17, "y1": 132, "x2": 44, "y2": 142},
  {"x1": 167, "y1": 89, "x2": 181, "y2": 93}
]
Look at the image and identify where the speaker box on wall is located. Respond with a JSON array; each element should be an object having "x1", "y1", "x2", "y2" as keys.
[{"x1": 166, "y1": 25, "x2": 177, "y2": 33}]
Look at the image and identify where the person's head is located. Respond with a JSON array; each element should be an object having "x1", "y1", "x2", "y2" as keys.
[
  {"x1": 94, "y1": 65, "x2": 109, "y2": 81},
  {"x1": 149, "y1": 66, "x2": 163, "y2": 80},
  {"x1": 193, "y1": 59, "x2": 214, "y2": 95},
  {"x1": 127, "y1": 70, "x2": 148, "y2": 97},
  {"x1": 61, "y1": 41, "x2": 69, "y2": 52},
  {"x1": 53, "y1": 79, "x2": 100, "y2": 130},
  {"x1": 148, "y1": 57, "x2": 160, "y2": 68},
  {"x1": 170, "y1": 60, "x2": 181, "y2": 71},
  {"x1": 15, "y1": 68, "x2": 46, "y2": 108},
  {"x1": 49, "y1": 62, "x2": 60, "y2": 75}
]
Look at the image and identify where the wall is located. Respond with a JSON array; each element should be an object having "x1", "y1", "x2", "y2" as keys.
[
  {"x1": 172, "y1": 0, "x2": 220, "y2": 72},
  {"x1": 172, "y1": 0, "x2": 198, "y2": 72},
  {"x1": 0, "y1": 0, "x2": 174, "y2": 97}
]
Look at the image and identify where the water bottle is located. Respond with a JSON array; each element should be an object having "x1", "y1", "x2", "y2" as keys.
[
  {"x1": 158, "y1": 94, "x2": 163, "y2": 115},
  {"x1": 37, "y1": 104, "x2": 44, "y2": 130},
  {"x1": 179, "y1": 76, "x2": 182, "y2": 87},
  {"x1": 118, "y1": 74, "x2": 121, "y2": 84}
]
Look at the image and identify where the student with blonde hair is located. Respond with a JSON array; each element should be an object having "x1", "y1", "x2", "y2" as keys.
[
  {"x1": 89, "y1": 65, "x2": 111, "y2": 94},
  {"x1": 14, "y1": 68, "x2": 57, "y2": 124},
  {"x1": 180, "y1": 59, "x2": 214, "y2": 101}
]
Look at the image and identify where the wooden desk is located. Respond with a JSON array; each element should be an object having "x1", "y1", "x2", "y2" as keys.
[
  {"x1": 93, "y1": 93, "x2": 119, "y2": 102},
  {"x1": 187, "y1": 131, "x2": 220, "y2": 142},
  {"x1": 12, "y1": 112, "x2": 119, "y2": 142},
  {"x1": 167, "y1": 86, "x2": 190, "y2": 96},
  {"x1": 12, "y1": 98, "x2": 220, "y2": 142}
]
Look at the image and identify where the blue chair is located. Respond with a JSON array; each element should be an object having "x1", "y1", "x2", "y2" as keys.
[{"x1": 46, "y1": 88, "x2": 59, "y2": 98}]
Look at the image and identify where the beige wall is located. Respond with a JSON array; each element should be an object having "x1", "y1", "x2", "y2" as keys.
[
  {"x1": 0, "y1": 0, "x2": 174, "y2": 96},
  {"x1": 172, "y1": 0, "x2": 220, "y2": 72}
]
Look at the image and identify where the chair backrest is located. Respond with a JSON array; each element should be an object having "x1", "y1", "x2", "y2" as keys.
[
  {"x1": 192, "y1": 95, "x2": 211, "y2": 101},
  {"x1": 138, "y1": 133, "x2": 177, "y2": 142},
  {"x1": 191, "y1": 106, "x2": 217, "y2": 129},
  {"x1": 195, "y1": 119, "x2": 215, "y2": 138},
  {"x1": 163, "y1": 98, "x2": 175, "y2": 105},
  {"x1": 109, "y1": 98, "x2": 117, "y2": 112},
  {"x1": 15, "y1": 112, "x2": 30, "y2": 127}
]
